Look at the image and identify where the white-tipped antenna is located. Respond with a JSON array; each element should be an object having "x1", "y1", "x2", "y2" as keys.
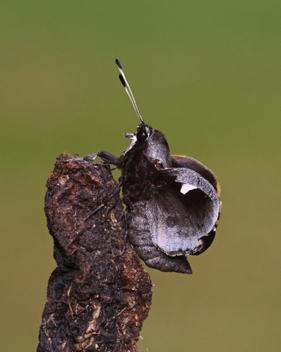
[{"x1": 115, "y1": 58, "x2": 144, "y2": 124}]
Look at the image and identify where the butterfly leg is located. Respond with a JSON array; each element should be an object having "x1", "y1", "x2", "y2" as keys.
[
  {"x1": 86, "y1": 178, "x2": 123, "y2": 220},
  {"x1": 83, "y1": 151, "x2": 119, "y2": 166}
]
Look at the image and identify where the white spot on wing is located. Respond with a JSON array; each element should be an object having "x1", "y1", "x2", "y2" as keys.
[{"x1": 180, "y1": 183, "x2": 197, "y2": 194}]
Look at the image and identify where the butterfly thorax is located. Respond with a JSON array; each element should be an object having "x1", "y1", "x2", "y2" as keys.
[{"x1": 120, "y1": 127, "x2": 172, "y2": 202}]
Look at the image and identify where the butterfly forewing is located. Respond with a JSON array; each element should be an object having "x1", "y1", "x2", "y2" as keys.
[{"x1": 145, "y1": 167, "x2": 220, "y2": 255}]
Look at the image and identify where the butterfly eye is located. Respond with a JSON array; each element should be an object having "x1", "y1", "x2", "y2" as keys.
[{"x1": 137, "y1": 130, "x2": 147, "y2": 142}]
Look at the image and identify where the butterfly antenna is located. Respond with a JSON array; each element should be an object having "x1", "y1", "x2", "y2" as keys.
[{"x1": 115, "y1": 58, "x2": 144, "y2": 124}]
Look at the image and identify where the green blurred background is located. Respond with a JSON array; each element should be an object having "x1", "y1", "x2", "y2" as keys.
[{"x1": 1, "y1": 1, "x2": 280, "y2": 351}]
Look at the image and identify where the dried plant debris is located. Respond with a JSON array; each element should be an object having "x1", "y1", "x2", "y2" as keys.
[{"x1": 37, "y1": 153, "x2": 152, "y2": 352}]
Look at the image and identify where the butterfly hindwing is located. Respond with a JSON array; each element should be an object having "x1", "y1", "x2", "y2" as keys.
[{"x1": 126, "y1": 199, "x2": 193, "y2": 274}]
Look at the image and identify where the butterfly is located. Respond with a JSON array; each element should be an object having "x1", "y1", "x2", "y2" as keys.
[{"x1": 86, "y1": 59, "x2": 221, "y2": 274}]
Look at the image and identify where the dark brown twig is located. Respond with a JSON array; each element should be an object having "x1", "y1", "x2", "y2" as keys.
[{"x1": 37, "y1": 153, "x2": 152, "y2": 352}]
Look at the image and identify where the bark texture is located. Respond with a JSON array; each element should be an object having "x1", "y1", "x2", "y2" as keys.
[{"x1": 37, "y1": 153, "x2": 152, "y2": 352}]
